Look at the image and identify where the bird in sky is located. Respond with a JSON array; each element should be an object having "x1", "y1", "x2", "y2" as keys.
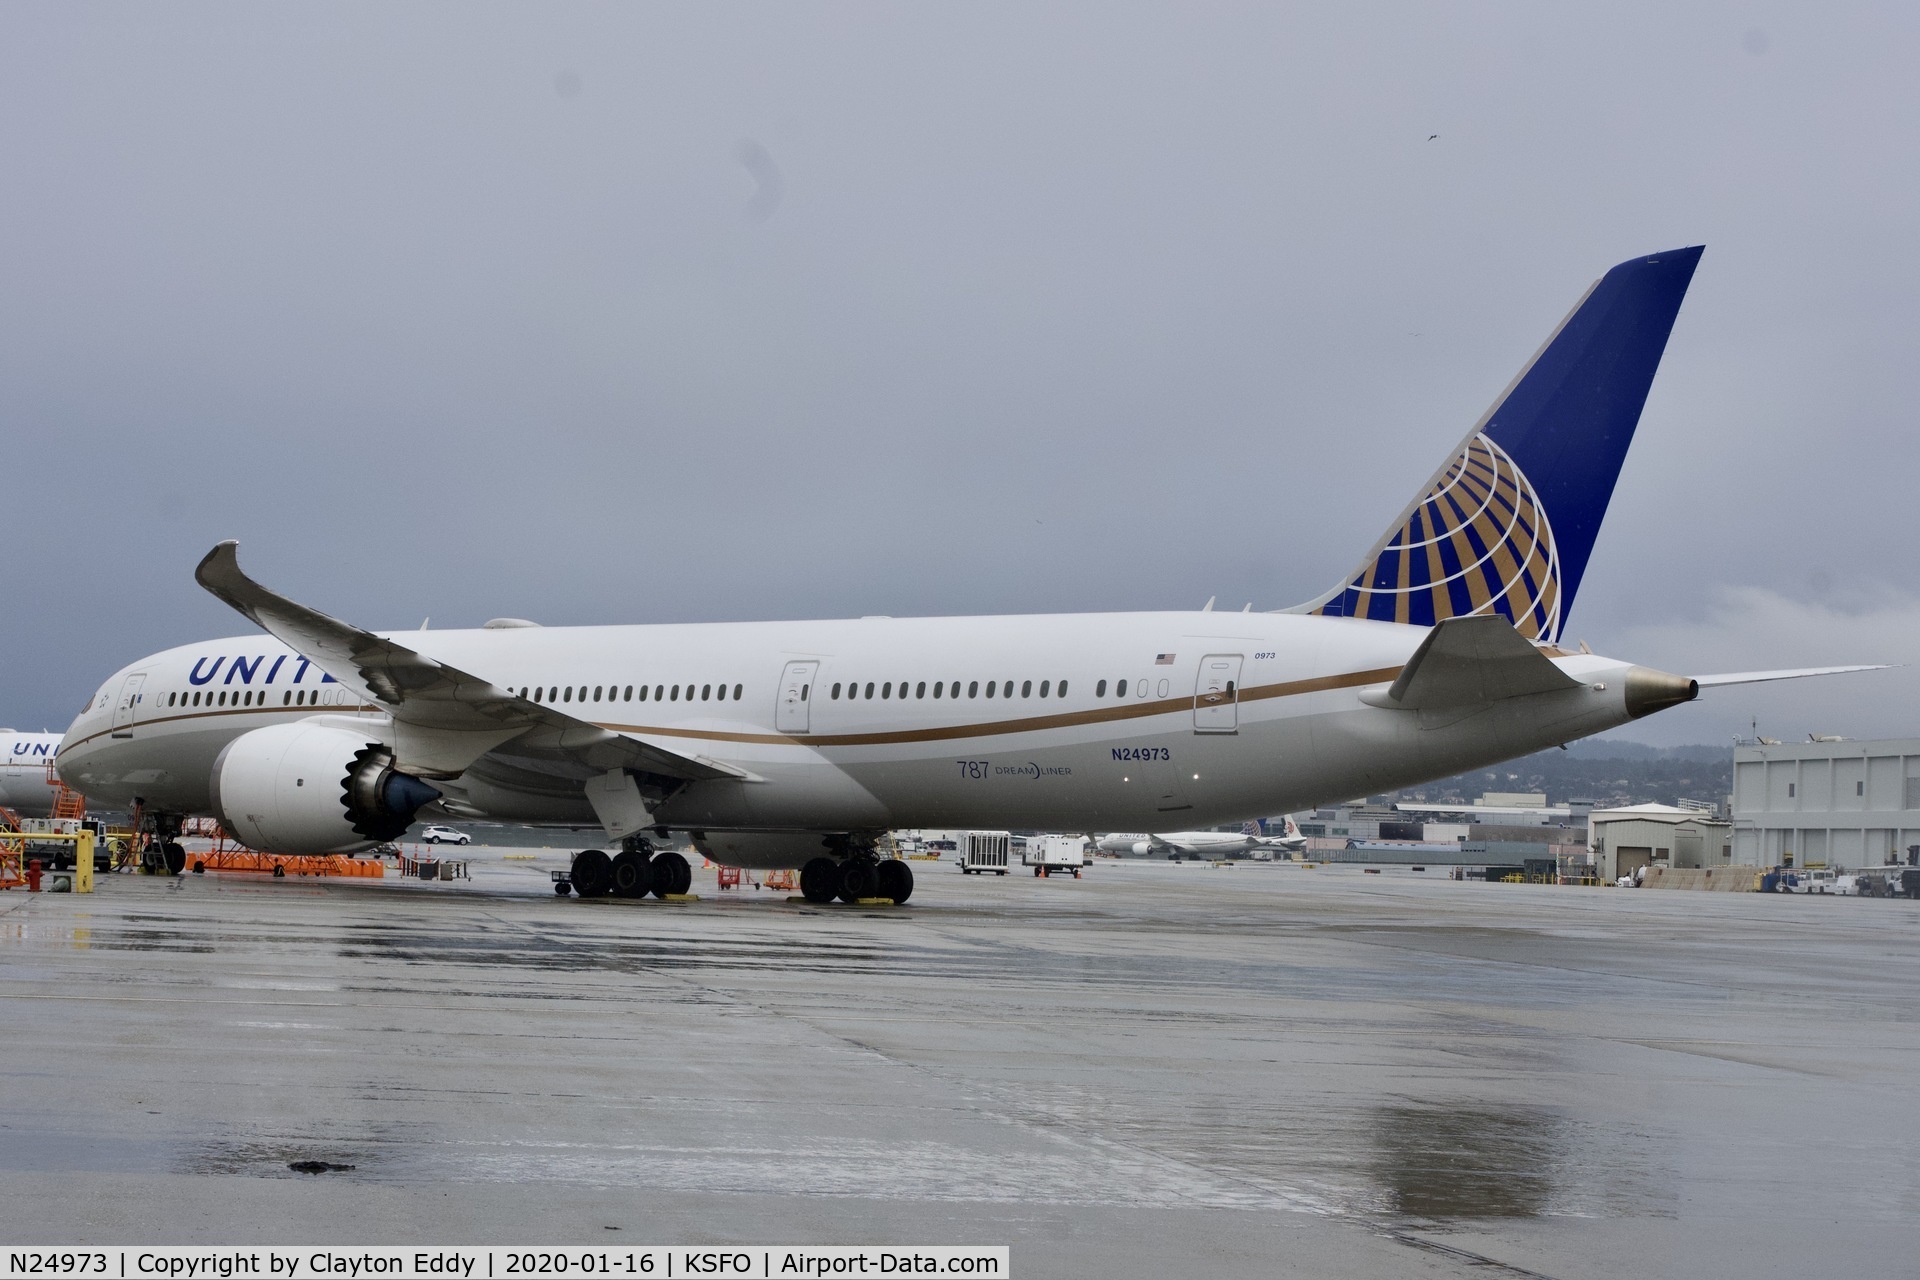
[{"x1": 1428, "y1": 134, "x2": 1439, "y2": 141}]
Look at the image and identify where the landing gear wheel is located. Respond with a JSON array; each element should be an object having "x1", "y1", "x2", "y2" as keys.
[
  {"x1": 163, "y1": 841, "x2": 187, "y2": 876},
  {"x1": 651, "y1": 851, "x2": 690, "y2": 898},
  {"x1": 799, "y1": 857, "x2": 841, "y2": 904},
  {"x1": 875, "y1": 859, "x2": 913, "y2": 905},
  {"x1": 610, "y1": 849, "x2": 653, "y2": 898},
  {"x1": 571, "y1": 849, "x2": 613, "y2": 898},
  {"x1": 554, "y1": 881, "x2": 572, "y2": 896},
  {"x1": 838, "y1": 860, "x2": 878, "y2": 903}
]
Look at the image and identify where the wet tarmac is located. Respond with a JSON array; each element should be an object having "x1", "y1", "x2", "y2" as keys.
[{"x1": 3, "y1": 853, "x2": 1917, "y2": 1277}]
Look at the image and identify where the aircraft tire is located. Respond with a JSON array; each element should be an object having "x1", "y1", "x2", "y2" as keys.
[
  {"x1": 799, "y1": 857, "x2": 840, "y2": 904},
  {"x1": 651, "y1": 851, "x2": 690, "y2": 898},
  {"x1": 572, "y1": 849, "x2": 613, "y2": 898},
  {"x1": 163, "y1": 841, "x2": 187, "y2": 876},
  {"x1": 554, "y1": 881, "x2": 572, "y2": 896},
  {"x1": 610, "y1": 850, "x2": 652, "y2": 898},
  {"x1": 876, "y1": 859, "x2": 913, "y2": 905},
  {"x1": 838, "y1": 859, "x2": 878, "y2": 903}
]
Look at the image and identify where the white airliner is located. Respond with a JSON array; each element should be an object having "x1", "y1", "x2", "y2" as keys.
[
  {"x1": 1, "y1": 732, "x2": 65, "y2": 819},
  {"x1": 1097, "y1": 819, "x2": 1305, "y2": 859},
  {"x1": 56, "y1": 248, "x2": 1882, "y2": 905}
]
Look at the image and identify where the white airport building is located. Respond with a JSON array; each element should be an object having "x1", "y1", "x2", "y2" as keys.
[
  {"x1": 1731, "y1": 738, "x2": 1920, "y2": 869},
  {"x1": 1588, "y1": 804, "x2": 1733, "y2": 882}
]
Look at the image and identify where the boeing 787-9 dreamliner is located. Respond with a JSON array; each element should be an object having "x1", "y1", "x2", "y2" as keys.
[{"x1": 56, "y1": 247, "x2": 1880, "y2": 904}]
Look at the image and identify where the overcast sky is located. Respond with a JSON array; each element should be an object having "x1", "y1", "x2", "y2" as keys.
[{"x1": 3, "y1": 3, "x2": 1916, "y2": 747}]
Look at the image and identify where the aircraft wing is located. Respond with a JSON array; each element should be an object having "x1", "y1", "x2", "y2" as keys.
[{"x1": 194, "y1": 541, "x2": 748, "y2": 784}]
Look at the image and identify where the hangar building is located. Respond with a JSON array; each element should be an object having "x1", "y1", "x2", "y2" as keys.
[{"x1": 1731, "y1": 738, "x2": 1920, "y2": 869}]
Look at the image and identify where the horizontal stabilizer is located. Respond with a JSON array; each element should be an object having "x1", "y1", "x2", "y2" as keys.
[
  {"x1": 1695, "y1": 665, "x2": 1890, "y2": 689},
  {"x1": 1376, "y1": 614, "x2": 1582, "y2": 710}
]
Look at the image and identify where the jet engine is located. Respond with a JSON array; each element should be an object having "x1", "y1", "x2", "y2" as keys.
[
  {"x1": 209, "y1": 722, "x2": 441, "y2": 854},
  {"x1": 1132, "y1": 841, "x2": 1153, "y2": 857}
]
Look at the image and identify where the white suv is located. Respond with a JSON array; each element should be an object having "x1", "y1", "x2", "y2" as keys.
[{"x1": 420, "y1": 825, "x2": 471, "y2": 846}]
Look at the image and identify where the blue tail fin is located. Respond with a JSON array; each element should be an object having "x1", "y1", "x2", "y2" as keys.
[{"x1": 1295, "y1": 247, "x2": 1703, "y2": 642}]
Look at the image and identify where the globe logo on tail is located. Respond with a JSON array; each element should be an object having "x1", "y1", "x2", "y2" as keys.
[{"x1": 1313, "y1": 432, "x2": 1563, "y2": 642}]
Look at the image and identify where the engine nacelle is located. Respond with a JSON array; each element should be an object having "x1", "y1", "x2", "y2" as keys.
[
  {"x1": 1132, "y1": 841, "x2": 1153, "y2": 857},
  {"x1": 210, "y1": 722, "x2": 441, "y2": 854}
]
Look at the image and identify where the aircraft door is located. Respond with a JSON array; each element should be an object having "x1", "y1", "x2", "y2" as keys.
[
  {"x1": 1193, "y1": 654, "x2": 1242, "y2": 733},
  {"x1": 112, "y1": 672, "x2": 147, "y2": 738},
  {"x1": 776, "y1": 661, "x2": 819, "y2": 734}
]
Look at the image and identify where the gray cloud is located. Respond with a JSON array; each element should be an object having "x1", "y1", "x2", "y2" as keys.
[{"x1": 1, "y1": 4, "x2": 1915, "y2": 746}]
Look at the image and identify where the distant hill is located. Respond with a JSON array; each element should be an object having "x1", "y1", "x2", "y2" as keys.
[{"x1": 1391, "y1": 741, "x2": 1732, "y2": 809}]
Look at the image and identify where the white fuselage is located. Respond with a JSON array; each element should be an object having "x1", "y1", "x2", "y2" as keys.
[
  {"x1": 58, "y1": 610, "x2": 1647, "y2": 867},
  {"x1": 1, "y1": 732, "x2": 64, "y2": 818}
]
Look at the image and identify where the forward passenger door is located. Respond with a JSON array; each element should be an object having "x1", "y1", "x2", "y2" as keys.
[{"x1": 111, "y1": 673, "x2": 146, "y2": 739}]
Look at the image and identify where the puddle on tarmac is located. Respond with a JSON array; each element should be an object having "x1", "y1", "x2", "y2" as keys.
[
  {"x1": 1367, "y1": 1103, "x2": 1673, "y2": 1220},
  {"x1": 180, "y1": 1136, "x2": 392, "y2": 1179}
]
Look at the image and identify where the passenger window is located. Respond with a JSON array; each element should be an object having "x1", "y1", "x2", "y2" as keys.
[
  {"x1": 933, "y1": 682, "x2": 943, "y2": 698},
  {"x1": 671, "y1": 686, "x2": 680, "y2": 701},
  {"x1": 639, "y1": 685, "x2": 649, "y2": 701},
  {"x1": 883, "y1": 682, "x2": 893, "y2": 699},
  {"x1": 654, "y1": 685, "x2": 664, "y2": 701},
  {"x1": 969, "y1": 681, "x2": 979, "y2": 697},
  {"x1": 624, "y1": 685, "x2": 633, "y2": 701},
  {"x1": 1038, "y1": 680, "x2": 1049, "y2": 697},
  {"x1": 562, "y1": 687, "x2": 572, "y2": 702},
  {"x1": 985, "y1": 681, "x2": 995, "y2": 699},
  {"x1": 702, "y1": 684, "x2": 712, "y2": 701},
  {"x1": 733, "y1": 683, "x2": 743, "y2": 700},
  {"x1": 864, "y1": 682, "x2": 875, "y2": 699},
  {"x1": 592, "y1": 686, "x2": 601, "y2": 702},
  {"x1": 916, "y1": 681, "x2": 926, "y2": 698},
  {"x1": 833, "y1": 683, "x2": 842, "y2": 699},
  {"x1": 1058, "y1": 680, "x2": 1068, "y2": 697},
  {"x1": 1022, "y1": 680, "x2": 1032, "y2": 697},
  {"x1": 1096, "y1": 680, "x2": 1107, "y2": 696}
]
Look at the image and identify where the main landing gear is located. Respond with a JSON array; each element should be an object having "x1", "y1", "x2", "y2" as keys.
[
  {"x1": 565, "y1": 843, "x2": 691, "y2": 900},
  {"x1": 799, "y1": 856, "x2": 914, "y2": 905}
]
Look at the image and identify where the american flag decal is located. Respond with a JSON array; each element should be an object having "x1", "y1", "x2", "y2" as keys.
[{"x1": 1155, "y1": 653, "x2": 1175, "y2": 665}]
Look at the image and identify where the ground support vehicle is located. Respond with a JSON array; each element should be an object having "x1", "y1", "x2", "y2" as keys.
[
  {"x1": 1023, "y1": 834, "x2": 1088, "y2": 878},
  {"x1": 960, "y1": 831, "x2": 1012, "y2": 876}
]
